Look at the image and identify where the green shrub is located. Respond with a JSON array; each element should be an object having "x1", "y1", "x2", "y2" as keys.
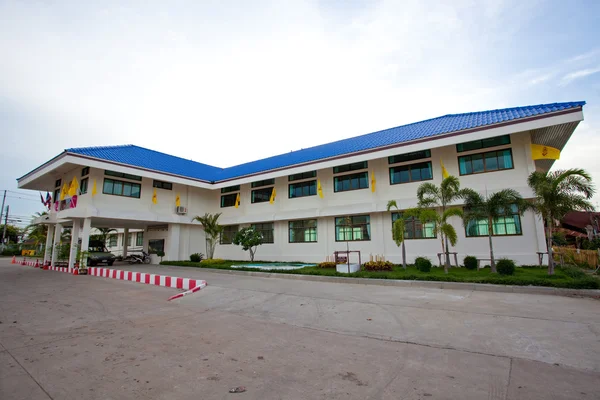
[
  {"x1": 496, "y1": 258, "x2": 516, "y2": 275},
  {"x1": 415, "y1": 257, "x2": 432, "y2": 272},
  {"x1": 463, "y1": 256, "x2": 478, "y2": 270},
  {"x1": 200, "y1": 258, "x2": 226, "y2": 266},
  {"x1": 189, "y1": 253, "x2": 204, "y2": 262},
  {"x1": 317, "y1": 261, "x2": 337, "y2": 269},
  {"x1": 362, "y1": 260, "x2": 393, "y2": 271},
  {"x1": 559, "y1": 265, "x2": 587, "y2": 279}
]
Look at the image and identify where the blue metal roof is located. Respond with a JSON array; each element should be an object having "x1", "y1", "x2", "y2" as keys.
[{"x1": 67, "y1": 101, "x2": 585, "y2": 183}]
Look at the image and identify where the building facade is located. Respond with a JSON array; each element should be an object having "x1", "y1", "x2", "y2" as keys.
[{"x1": 17, "y1": 102, "x2": 585, "y2": 268}]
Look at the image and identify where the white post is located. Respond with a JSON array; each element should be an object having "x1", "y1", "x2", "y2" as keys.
[
  {"x1": 123, "y1": 227, "x2": 129, "y2": 258},
  {"x1": 51, "y1": 223, "x2": 63, "y2": 267},
  {"x1": 166, "y1": 224, "x2": 181, "y2": 261},
  {"x1": 68, "y1": 219, "x2": 81, "y2": 272},
  {"x1": 43, "y1": 224, "x2": 55, "y2": 266},
  {"x1": 80, "y1": 218, "x2": 92, "y2": 268}
]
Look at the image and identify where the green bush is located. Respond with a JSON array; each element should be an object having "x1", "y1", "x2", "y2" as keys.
[
  {"x1": 200, "y1": 258, "x2": 226, "y2": 266},
  {"x1": 415, "y1": 256, "x2": 432, "y2": 273},
  {"x1": 463, "y1": 256, "x2": 478, "y2": 270},
  {"x1": 496, "y1": 258, "x2": 516, "y2": 275},
  {"x1": 189, "y1": 253, "x2": 204, "y2": 262},
  {"x1": 559, "y1": 265, "x2": 587, "y2": 279},
  {"x1": 317, "y1": 261, "x2": 337, "y2": 269},
  {"x1": 362, "y1": 260, "x2": 393, "y2": 271}
]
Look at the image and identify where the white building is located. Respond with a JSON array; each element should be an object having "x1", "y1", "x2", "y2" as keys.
[{"x1": 17, "y1": 101, "x2": 586, "y2": 269}]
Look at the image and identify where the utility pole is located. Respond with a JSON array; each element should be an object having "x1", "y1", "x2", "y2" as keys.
[
  {"x1": 0, "y1": 190, "x2": 6, "y2": 233},
  {"x1": 2, "y1": 205, "x2": 8, "y2": 245}
]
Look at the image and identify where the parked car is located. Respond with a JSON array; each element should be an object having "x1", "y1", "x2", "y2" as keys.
[{"x1": 87, "y1": 240, "x2": 117, "y2": 266}]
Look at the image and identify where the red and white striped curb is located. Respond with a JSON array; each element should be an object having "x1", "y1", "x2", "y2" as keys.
[
  {"x1": 88, "y1": 267, "x2": 207, "y2": 291},
  {"x1": 167, "y1": 283, "x2": 207, "y2": 301},
  {"x1": 48, "y1": 266, "x2": 71, "y2": 273},
  {"x1": 18, "y1": 259, "x2": 39, "y2": 267}
]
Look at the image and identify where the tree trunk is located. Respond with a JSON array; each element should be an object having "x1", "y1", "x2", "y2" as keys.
[
  {"x1": 249, "y1": 248, "x2": 255, "y2": 262},
  {"x1": 401, "y1": 241, "x2": 406, "y2": 269},
  {"x1": 444, "y1": 234, "x2": 450, "y2": 274},
  {"x1": 488, "y1": 217, "x2": 496, "y2": 273},
  {"x1": 547, "y1": 217, "x2": 554, "y2": 275}
]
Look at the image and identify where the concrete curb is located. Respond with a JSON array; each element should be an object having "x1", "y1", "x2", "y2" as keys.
[
  {"x1": 88, "y1": 266, "x2": 207, "y2": 291},
  {"x1": 190, "y1": 267, "x2": 600, "y2": 299}
]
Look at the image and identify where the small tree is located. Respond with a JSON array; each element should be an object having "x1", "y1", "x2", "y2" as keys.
[
  {"x1": 157, "y1": 250, "x2": 165, "y2": 262},
  {"x1": 232, "y1": 227, "x2": 263, "y2": 262},
  {"x1": 386, "y1": 200, "x2": 407, "y2": 269},
  {"x1": 527, "y1": 168, "x2": 595, "y2": 275},
  {"x1": 192, "y1": 213, "x2": 223, "y2": 259},
  {"x1": 462, "y1": 188, "x2": 524, "y2": 273}
]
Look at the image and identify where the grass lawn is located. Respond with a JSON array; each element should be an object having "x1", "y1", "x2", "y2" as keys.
[{"x1": 161, "y1": 260, "x2": 600, "y2": 289}]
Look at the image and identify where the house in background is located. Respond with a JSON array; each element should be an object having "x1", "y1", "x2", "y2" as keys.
[
  {"x1": 96, "y1": 228, "x2": 145, "y2": 257},
  {"x1": 16, "y1": 101, "x2": 586, "y2": 270}
]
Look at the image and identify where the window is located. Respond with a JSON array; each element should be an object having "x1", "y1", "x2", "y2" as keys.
[
  {"x1": 289, "y1": 180, "x2": 317, "y2": 198},
  {"x1": 53, "y1": 189, "x2": 60, "y2": 202},
  {"x1": 251, "y1": 187, "x2": 273, "y2": 203},
  {"x1": 221, "y1": 193, "x2": 239, "y2": 208},
  {"x1": 105, "y1": 170, "x2": 142, "y2": 181},
  {"x1": 389, "y1": 161, "x2": 433, "y2": 184},
  {"x1": 252, "y1": 223, "x2": 274, "y2": 243},
  {"x1": 80, "y1": 178, "x2": 89, "y2": 194},
  {"x1": 335, "y1": 215, "x2": 371, "y2": 241},
  {"x1": 333, "y1": 161, "x2": 368, "y2": 174},
  {"x1": 288, "y1": 171, "x2": 317, "y2": 181},
  {"x1": 55, "y1": 179, "x2": 62, "y2": 188},
  {"x1": 128, "y1": 233, "x2": 133, "y2": 247},
  {"x1": 148, "y1": 239, "x2": 165, "y2": 254},
  {"x1": 334, "y1": 172, "x2": 369, "y2": 192},
  {"x1": 153, "y1": 180, "x2": 172, "y2": 190},
  {"x1": 220, "y1": 225, "x2": 239, "y2": 245},
  {"x1": 466, "y1": 204, "x2": 522, "y2": 237},
  {"x1": 388, "y1": 150, "x2": 431, "y2": 165},
  {"x1": 108, "y1": 235, "x2": 117, "y2": 247},
  {"x1": 391, "y1": 213, "x2": 436, "y2": 239},
  {"x1": 81, "y1": 167, "x2": 89, "y2": 177},
  {"x1": 251, "y1": 178, "x2": 275, "y2": 188},
  {"x1": 136, "y1": 232, "x2": 144, "y2": 246},
  {"x1": 456, "y1": 135, "x2": 510, "y2": 153},
  {"x1": 289, "y1": 220, "x2": 317, "y2": 243},
  {"x1": 102, "y1": 178, "x2": 141, "y2": 198},
  {"x1": 221, "y1": 185, "x2": 240, "y2": 194},
  {"x1": 458, "y1": 149, "x2": 513, "y2": 175}
]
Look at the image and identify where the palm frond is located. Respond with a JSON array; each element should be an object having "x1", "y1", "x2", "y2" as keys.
[
  {"x1": 386, "y1": 200, "x2": 399, "y2": 212},
  {"x1": 417, "y1": 183, "x2": 441, "y2": 207},
  {"x1": 443, "y1": 207, "x2": 463, "y2": 221},
  {"x1": 441, "y1": 223, "x2": 458, "y2": 247},
  {"x1": 391, "y1": 218, "x2": 405, "y2": 247}
]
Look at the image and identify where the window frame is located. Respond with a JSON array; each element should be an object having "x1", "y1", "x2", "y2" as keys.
[
  {"x1": 456, "y1": 134, "x2": 511, "y2": 153},
  {"x1": 335, "y1": 215, "x2": 371, "y2": 242},
  {"x1": 108, "y1": 235, "x2": 118, "y2": 247},
  {"x1": 251, "y1": 222, "x2": 274, "y2": 244},
  {"x1": 104, "y1": 170, "x2": 143, "y2": 181},
  {"x1": 288, "y1": 219, "x2": 318, "y2": 243},
  {"x1": 80, "y1": 177, "x2": 89, "y2": 195},
  {"x1": 55, "y1": 179, "x2": 62, "y2": 188},
  {"x1": 81, "y1": 167, "x2": 90, "y2": 177},
  {"x1": 333, "y1": 171, "x2": 369, "y2": 193},
  {"x1": 136, "y1": 232, "x2": 144, "y2": 247},
  {"x1": 389, "y1": 161, "x2": 433, "y2": 185},
  {"x1": 288, "y1": 180, "x2": 317, "y2": 199},
  {"x1": 220, "y1": 193, "x2": 239, "y2": 208},
  {"x1": 288, "y1": 171, "x2": 317, "y2": 182},
  {"x1": 221, "y1": 185, "x2": 240, "y2": 194},
  {"x1": 388, "y1": 149, "x2": 431, "y2": 165},
  {"x1": 465, "y1": 204, "x2": 523, "y2": 237},
  {"x1": 152, "y1": 180, "x2": 173, "y2": 190},
  {"x1": 391, "y1": 212, "x2": 437, "y2": 240},
  {"x1": 251, "y1": 178, "x2": 275, "y2": 188},
  {"x1": 102, "y1": 178, "x2": 141, "y2": 198},
  {"x1": 220, "y1": 225, "x2": 239, "y2": 245},
  {"x1": 148, "y1": 239, "x2": 165, "y2": 254},
  {"x1": 333, "y1": 161, "x2": 368, "y2": 174},
  {"x1": 458, "y1": 148, "x2": 514, "y2": 176},
  {"x1": 251, "y1": 187, "x2": 274, "y2": 203}
]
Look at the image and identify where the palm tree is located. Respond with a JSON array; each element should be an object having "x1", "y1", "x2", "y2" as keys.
[
  {"x1": 94, "y1": 228, "x2": 117, "y2": 246},
  {"x1": 386, "y1": 200, "x2": 412, "y2": 269},
  {"x1": 416, "y1": 176, "x2": 469, "y2": 273},
  {"x1": 462, "y1": 189, "x2": 524, "y2": 273},
  {"x1": 192, "y1": 213, "x2": 223, "y2": 259},
  {"x1": 527, "y1": 169, "x2": 595, "y2": 275}
]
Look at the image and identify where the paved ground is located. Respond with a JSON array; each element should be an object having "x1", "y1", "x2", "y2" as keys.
[{"x1": 1, "y1": 259, "x2": 599, "y2": 399}]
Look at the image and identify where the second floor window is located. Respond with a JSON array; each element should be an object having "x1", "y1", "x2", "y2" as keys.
[
  {"x1": 334, "y1": 172, "x2": 369, "y2": 192},
  {"x1": 289, "y1": 180, "x2": 317, "y2": 198},
  {"x1": 389, "y1": 161, "x2": 433, "y2": 185},
  {"x1": 103, "y1": 178, "x2": 141, "y2": 198},
  {"x1": 459, "y1": 149, "x2": 513, "y2": 176}
]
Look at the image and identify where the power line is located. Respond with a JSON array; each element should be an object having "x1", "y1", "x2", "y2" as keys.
[
  {"x1": 5, "y1": 190, "x2": 40, "y2": 198},
  {"x1": 5, "y1": 195, "x2": 44, "y2": 203}
]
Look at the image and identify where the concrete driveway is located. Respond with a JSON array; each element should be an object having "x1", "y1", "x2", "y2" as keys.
[{"x1": 1, "y1": 259, "x2": 599, "y2": 399}]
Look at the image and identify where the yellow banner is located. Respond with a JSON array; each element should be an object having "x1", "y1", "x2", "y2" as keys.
[
  {"x1": 68, "y1": 176, "x2": 79, "y2": 197},
  {"x1": 91, "y1": 179, "x2": 97, "y2": 196},
  {"x1": 441, "y1": 159, "x2": 449, "y2": 179},
  {"x1": 269, "y1": 187, "x2": 276, "y2": 204},
  {"x1": 175, "y1": 194, "x2": 181, "y2": 207},
  {"x1": 234, "y1": 192, "x2": 240, "y2": 208},
  {"x1": 317, "y1": 179, "x2": 324, "y2": 198},
  {"x1": 531, "y1": 144, "x2": 560, "y2": 160},
  {"x1": 152, "y1": 188, "x2": 158, "y2": 204},
  {"x1": 371, "y1": 171, "x2": 376, "y2": 193}
]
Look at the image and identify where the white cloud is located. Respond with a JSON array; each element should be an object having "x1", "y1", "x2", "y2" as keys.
[{"x1": 559, "y1": 67, "x2": 600, "y2": 86}]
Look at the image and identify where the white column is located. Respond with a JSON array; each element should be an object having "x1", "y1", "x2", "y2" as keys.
[
  {"x1": 51, "y1": 223, "x2": 63, "y2": 267},
  {"x1": 68, "y1": 219, "x2": 81, "y2": 271},
  {"x1": 123, "y1": 227, "x2": 129, "y2": 257},
  {"x1": 166, "y1": 224, "x2": 181, "y2": 261},
  {"x1": 80, "y1": 218, "x2": 92, "y2": 267},
  {"x1": 43, "y1": 224, "x2": 55, "y2": 265}
]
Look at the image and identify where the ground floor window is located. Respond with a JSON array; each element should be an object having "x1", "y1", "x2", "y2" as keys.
[
  {"x1": 148, "y1": 239, "x2": 165, "y2": 254},
  {"x1": 335, "y1": 215, "x2": 370, "y2": 241},
  {"x1": 391, "y1": 213, "x2": 436, "y2": 239},
  {"x1": 108, "y1": 235, "x2": 117, "y2": 247},
  {"x1": 220, "y1": 225, "x2": 239, "y2": 245},
  {"x1": 289, "y1": 220, "x2": 317, "y2": 243},
  {"x1": 465, "y1": 204, "x2": 522, "y2": 236},
  {"x1": 136, "y1": 232, "x2": 144, "y2": 246},
  {"x1": 251, "y1": 223, "x2": 274, "y2": 243}
]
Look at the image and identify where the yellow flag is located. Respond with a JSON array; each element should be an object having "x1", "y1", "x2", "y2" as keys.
[
  {"x1": 371, "y1": 171, "x2": 376, "y2": 193},
  {"x1": 91, "y1": 179, "x2": 97, "y2": 196},
  {"x1": 531, "y1": 144, "x2": 560, "y2": 160},
  {"x1": 269, "y1": 187, "x2": 276, "y2": 204},
  {"x1": 175, "y1": 193, "x2": 181, "y2": 207},
  {"x1": 152, "y1": 188, "x2": 157, "y2": 204},
  {"x1": 317, "y1": 179, "x2": 324, "y2": 198},
  {"x1": 60, "y1": 183, "x2": 68, "y2": 200},
  {"x1": 441, "y1": 159, "x2": 449, "y2": 179},
  {"x1": 68, "y1": 176, "x2": 79, "y2": 197},
  {"x1": 234, "y1": 192, "x2": 240, "y2": 208}
]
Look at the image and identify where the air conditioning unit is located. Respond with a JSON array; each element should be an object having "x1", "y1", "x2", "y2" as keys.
[{"x1": 176, "y1": 206, "x2": 187, "y2": 215}]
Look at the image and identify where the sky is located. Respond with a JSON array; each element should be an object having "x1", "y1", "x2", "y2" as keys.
[{"x1": 1, "y1": 0, "x2": 599, "y2": 229}]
